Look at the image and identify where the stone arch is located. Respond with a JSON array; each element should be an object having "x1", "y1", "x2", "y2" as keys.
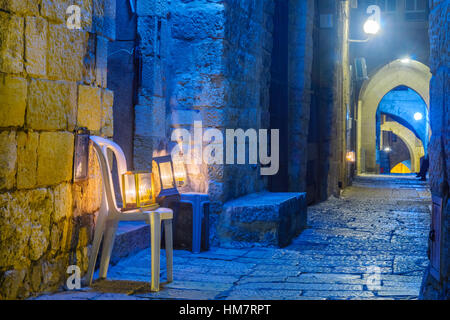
[
  {"x1": 357, "y1": 59, "x2": 431, "y2": 173},
  {"x1": 381, "y1": 121, "x2": 425, "y2": 173}
]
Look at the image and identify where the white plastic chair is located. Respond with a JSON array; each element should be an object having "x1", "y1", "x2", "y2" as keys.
[{"x1": 86, "y1": 136, "x2": 173, "y2": 292}]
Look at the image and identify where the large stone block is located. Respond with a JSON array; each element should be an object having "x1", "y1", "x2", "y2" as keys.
[
  {"x1": 171, "y1": 6, "x2": 225, "y2": 41},
  {"x1": 0, "y1": 12, "x2": 24, "y2": 74},
  {"x1": 0, "y1": 131, "x2": 17, "y2": 190},
  {"x1": 0, "y1": 75, "x2": 27, "y2": 127},
  {"x1": 217, "y1": 192, "x2": 307, "y2": 247},
  {"x1": 17, "y1": 131, "x2": 39, "y2": 189},
  {"x1": 48, "y1": 23, "x2": 87, "y2": 81},
  {"x1": 77, "y1": 85, "x2": 102, "y2": 132},
  {"x1": 135, "y1": 102, "x2": 166, "y2": 138},
  {"x1": 40, "y1": 0, "x2": 72, "y2": 24},
  {"x1": 25, "y1": 16, "x2": 48, "y2": 77},
  {"x1": 37, "y1": 132, "x2": 74, "y2": 187},
  {"x1": 27, "y1": 79, "x2": 76, "y2": 130}
]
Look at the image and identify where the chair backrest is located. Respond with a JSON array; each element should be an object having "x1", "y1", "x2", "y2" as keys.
[{"x1": 90, "y1": 136, "x2": 128, "y2": 211}]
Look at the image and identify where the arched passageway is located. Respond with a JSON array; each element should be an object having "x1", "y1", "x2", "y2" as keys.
[
  {"x1": 380, "y1": 121, "x2": 425, "y2": 173},
  {"x1": 357, "y1": 59, "x2": 431, "y2": 174}
]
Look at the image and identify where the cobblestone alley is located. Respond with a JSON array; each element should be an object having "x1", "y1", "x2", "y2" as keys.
[{"x1": 34, "y1": 174, "x2": 431, "y2": 300}]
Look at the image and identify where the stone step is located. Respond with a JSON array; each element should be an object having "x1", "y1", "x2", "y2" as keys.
[{"x1": 217, "y1": 192, "x2": 307, "y2": 248}]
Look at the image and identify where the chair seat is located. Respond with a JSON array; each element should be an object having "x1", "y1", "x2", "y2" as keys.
[{"x1": 116, "y1": 207, "x2": 173, "y2": 222}]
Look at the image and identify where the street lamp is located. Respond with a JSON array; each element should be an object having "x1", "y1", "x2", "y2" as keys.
[
  {"x1": 414, "y1": 112, "x2": 423, "y2": 121},
  {"x1": 363, "y1": 19, "x2": 380, "y2": 35},
  {"x1": 349, "y1": 5, "x2": 381, "y2": 43}
]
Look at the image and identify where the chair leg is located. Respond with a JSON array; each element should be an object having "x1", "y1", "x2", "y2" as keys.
[
  {"x1": 99, "y1": 219, "x2": 118, "y2": 280},
  {"x1": 164, "y1": 219, "x2": 173, "y2": 283},
  {"x1": 86, "y1": 212, "x2": 106, "y2": 285},
  {"x1": 150, "y1": 212, "x2": 161, "y2": 292}
]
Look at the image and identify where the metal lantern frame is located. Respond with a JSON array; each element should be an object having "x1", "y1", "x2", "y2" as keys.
[{"x1": 152, "y1": 155, "x2": 180, "y2": 199}]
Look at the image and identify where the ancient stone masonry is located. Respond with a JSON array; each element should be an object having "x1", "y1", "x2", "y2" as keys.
[
  {"x1": 132, "y1": 0, "x2": 326, "y2": 246},
  {"x1": 134, "y1": 0, "x2": 277, "y2": 244},
  {"x1": 0, "y1": 0, "x2": 115, "y2": 299},
  {"x1": 420, "y1": 0, "x2": 450, "y2": 300},
  {"x1": 287, "y1": 0, "x2": 315, "y2": 194}
]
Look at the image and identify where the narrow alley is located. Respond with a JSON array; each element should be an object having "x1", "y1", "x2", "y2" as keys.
[
  {"x1": 34, "y1": 175, "x2": 431, "y2": 300},
  {"x1": 1, "y1": 0, "x2": 448, "y2": 303}
]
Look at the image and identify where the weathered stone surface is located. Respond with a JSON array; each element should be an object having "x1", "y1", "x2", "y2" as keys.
[
  {"x1": 27, "y1": 79, "x2": 76, "y2": 130},
  {"x1": 101, "y1": 88, "x2": 114, "y2": 137},
  {"x1": 25, "y1": 16, "x2": 48, "y2": 77},
  {"x1": 41, "y1": 0, "x2": 92, "y2": 31},
  {"x1": 37, "y1": 132, "x2": 74, "y2": 187},
  {"x1": 171, "y1": 5, "x2": 225, "y2": 41},
  {"x1": 53, "y1": 183, "x2": 73, "y2": 222},
  {"x1": 48, "y1": 23, "x2": 87, "y2": 81},
  {"x1": 421, "y1": 0, "x2": 450, "y2": 300},
  {"x1": 0, "y1": 269, "x2": 27, "y2": 300},
  {"x1": 17, "y1": 131, "x2": 39, "y2": 189},
  {"x1": 137, "y1": 0, "x2": 169, "y2": 16},
  {"x1": 218, "y1": 192, "x2": 307, "y2": 247},
  {"x1": 96, "y1": 36, "x2": 108, "y2": 88},
  {"x1": 0, "y1": 0, "x2": 113, "y2": 301},
  {"x1": 0, "y1": 188, "x2": 52, "y2": 268},
  {"x1": 135, "y1": 103, "x2": 166, "y2": 138},
  {"x1": 40, "y1": 0, "x2": 72, "y2": 24},
  {"x1": 0, "y1": 12, "x2": 24, "y2": 73},
  {"x1": 77, "y1": 85, "x2": 102, "y2": 131},
  {"x1": 0, "y1": 75, "x2": 27, "y2": 127},
  {"x1": 0, "y1": 0, "x2": 39, "y2": 15},
  {"x1": 73, "y1": 145, "x2": 102, "y2": 215},
  {"x1": 41, "y1": 258, "x2": 66, "y2": 291},
  {"x1": 34, "y1": 176, "x2": 430, "y2": 301},
  {"x1": 0, "y1": 131, "x2": 17, "y2": 190},
  {"x1": 30, "y1": 263, "x2": 43, "y2": 292},
  {"x1": 92, "y1": 0, "x2": 116, "y2": 40}
]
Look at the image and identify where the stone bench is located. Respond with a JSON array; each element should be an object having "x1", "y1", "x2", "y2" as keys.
[{"x1": 217, "y1": 192, "x2": 307, "y2": 248}]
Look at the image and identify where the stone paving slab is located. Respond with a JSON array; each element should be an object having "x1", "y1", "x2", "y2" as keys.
[{"x1": 33, "y1": 175, "x2": 431, "y2": 301}]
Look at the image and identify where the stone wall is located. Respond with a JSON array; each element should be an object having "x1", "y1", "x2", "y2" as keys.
[
  {"x1": 287, "y1": 0, "x2": 315, "y2": 193},
  {"x1": 306, "y1": 0, "x2": 351, "y2": 203},
  {"x1": 134, "y1": 0, "x2": 275, "y2": 243},
  {"x1": 420, "y1": 0, "x2": 449, "y2": 300},
  {"x1": 0, "y1": 0, "x2": 115, "y2": 299}
]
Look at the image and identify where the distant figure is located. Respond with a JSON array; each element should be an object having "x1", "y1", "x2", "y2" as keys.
[{"x1": 417, "y1": 156, "x2": 429, "y2": 181}]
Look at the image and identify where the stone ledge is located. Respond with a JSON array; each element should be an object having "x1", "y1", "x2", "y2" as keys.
[
  {"x1": 110, "y1": 222, "x2": 150, "y2": 265},
  {"x1": 217, "y1": 192, "x2": 307, "y2": 248}
]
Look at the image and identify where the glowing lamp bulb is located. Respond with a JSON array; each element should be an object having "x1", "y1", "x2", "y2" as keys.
[
  {"x1": 401, "y1": 58, "x2": 411, "y2": 63},
  {"x1": 363, "y1": 19, "x2": 380, "y2": 35},
  {"x1": 414, "y1": 112, "x2": 423, "y2": 121}
]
